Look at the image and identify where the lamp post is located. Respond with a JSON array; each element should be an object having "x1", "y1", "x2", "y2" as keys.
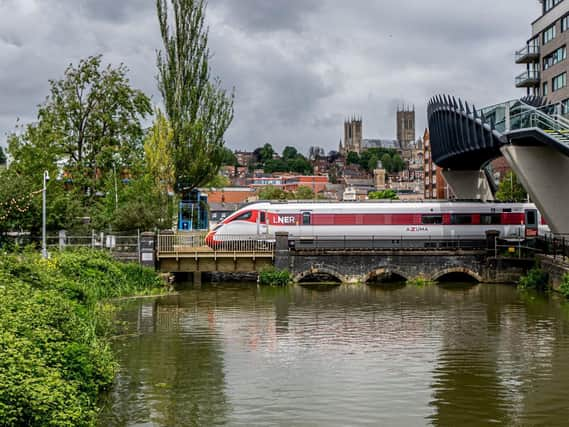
[{"x1": 42, "y1": 170, "x2": 49, "y2": 259}]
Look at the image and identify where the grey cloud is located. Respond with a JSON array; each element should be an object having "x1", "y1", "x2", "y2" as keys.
[{"x1": 0, "y1": 0, "x2": 541, "y2": 155}]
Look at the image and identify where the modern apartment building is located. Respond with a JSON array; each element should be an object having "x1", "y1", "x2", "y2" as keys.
[{"x1": 516, "y1": 0, "x2": 569, "y2": 106}]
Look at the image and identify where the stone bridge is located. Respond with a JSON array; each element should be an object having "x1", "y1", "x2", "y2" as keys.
[{"x1": 274, "y1": 234, "x2": 531, "y2": 284}]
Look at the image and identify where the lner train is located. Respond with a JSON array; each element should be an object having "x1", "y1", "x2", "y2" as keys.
[{"x1": 205, "y1": 201, "x2": 548, "y2": 246}]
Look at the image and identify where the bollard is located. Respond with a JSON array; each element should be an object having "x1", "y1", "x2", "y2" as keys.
[{"x1": 58, "y1": 230, "x2": 67, "y2": 251}]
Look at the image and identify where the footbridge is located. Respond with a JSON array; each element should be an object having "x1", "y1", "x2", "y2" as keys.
[{"x1": 427, "y1": 95, "x2": 569, "y2": 235}]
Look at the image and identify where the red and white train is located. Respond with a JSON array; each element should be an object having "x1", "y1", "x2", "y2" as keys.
[{"x1": 205, "y1": 201, "x2": 548, "y2": 246}]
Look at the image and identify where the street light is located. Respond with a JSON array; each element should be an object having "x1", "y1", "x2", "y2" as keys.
[{"x1": 42, "y1": 170, "x2": 49, "y2": 259}]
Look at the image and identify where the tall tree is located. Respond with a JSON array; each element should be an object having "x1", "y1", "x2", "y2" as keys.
[
  {"x1": 144, "y1": 109, "x2": 175, "y2": 195},
  {"x1": 157, "y1": 0, "x2": 234, "y2": 195}
]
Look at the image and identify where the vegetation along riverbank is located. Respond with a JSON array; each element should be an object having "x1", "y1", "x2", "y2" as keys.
[{"x1": 0, "y1": 249, "x2": 168, "y2": 426}]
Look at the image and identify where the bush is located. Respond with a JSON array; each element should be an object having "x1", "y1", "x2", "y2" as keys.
[
  {"x1": 258, "y1": 268, "x2": 292, "y2": 286},
  {"x1": 518, "y1": 267, "x2": 549, "y2": 291},
  {"x1": 407, "y1": 277, "x2": 435, "y2": 287},
  {"x1": 559, "y1": 273, "x2": 569, "y2": 298},
  {"x1": 0, "y1": 249, "x2": 166, "y2": 426}
]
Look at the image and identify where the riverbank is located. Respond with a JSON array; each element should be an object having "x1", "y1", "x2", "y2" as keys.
[{"x1": 0, "y1": 249, "x2": 168, "y2": 426}]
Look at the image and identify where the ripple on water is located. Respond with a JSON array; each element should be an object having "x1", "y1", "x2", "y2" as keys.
[{"x1": 99, "y1": 284, "x2": 569, "y2": 427}]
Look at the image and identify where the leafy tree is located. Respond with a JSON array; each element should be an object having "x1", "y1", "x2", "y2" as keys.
[
  {"x1": 346, "y1": 151, "x2": 359, "y2": 165},
  {"x1": 144, "y1": 109, "x2": 175, "y2": 195},
  {"x1": 220, "y1": 147, "x2": 237, "y2": 166},
  {"x1": 391, "y1": 154, "x2": 405, "y2": 172},
  {"x1": 258, "y1": 185, "x2": 291, "y2": 200},
  {"x1": 289, "y1": 157, "x2": 312, "y2": 174},
  {"x1": 264, "y1": 158, "x2": 288, "y2": 174},
  {"x1": 157, "y1": 0, "x2": 234, "y2": 195},
  {"x1": 259, "y1": 143, "x2": 275, "y2": 163},
  {"x1": 0, "y1": 146, "x2": 6, "y2": 166},
  {"x1": 368, "y1": 189, "x2": 399, "y2": 200},
  {"x1": 294, "y1": 186, "x2": 315, "y2": 200},
  {"x1": 368, "y1": 155, "x2": 379, "y2": 171},
  {"x1": 9, "y1": 55, "x2": 151, "y2": 199},
  {"x1": 282, "y1": 146, "x2": 298, "y2": 160},
  {"x1": 205, "y1": 174, "x2": 231, "y2": 188},
  {"x1": 496, "y1": 171, "x2": 527, "y2": 202},
  {"x1": 380, "y1": 153, "x2": 392, "y2": 172}
]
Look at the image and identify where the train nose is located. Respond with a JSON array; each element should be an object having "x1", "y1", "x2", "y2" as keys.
[{"x1": 205, "y1": 231, "x2": 216, "y2": 246}]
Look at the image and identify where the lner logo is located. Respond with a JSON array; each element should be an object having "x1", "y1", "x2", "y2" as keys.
[{"x1": 275, "y1": 215, "x2": 296, "y2": 224}]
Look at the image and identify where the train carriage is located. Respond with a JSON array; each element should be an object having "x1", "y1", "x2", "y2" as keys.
[{"x1": 205, "y1": 201, "x2": 547, "y2": 248}]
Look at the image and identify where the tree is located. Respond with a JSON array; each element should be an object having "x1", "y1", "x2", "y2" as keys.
[
  {"x1": 157, "y1": 0, "x2": 234, "y2": 195},
  {"x1": 368, "y1": 155, "x2": 379, "y2": 172},
  {"x1": 282, "y1": 146, "x2": 298, "y2": 161},
  {"x1": 380, "y1": 153, "x2": 393, "y2": 172},
  {"x1": 259, "y1": 143, "x2": 275, "y2": 163},
  {"x1": 346, "y1": 151, "x2": 359, "y2": 165},
  {"x1": 368, "y1": 189, "x2": 399, "y2": 200},
  {"x1": 392, "y1": 154, "x2": 405, "y2": 172},
  {"x1": 258, "y1": 185, "x2": 290, "y2": 200},
  {"x1": 144, "y1": 109, "x2": 175, "y2": 195},
  {"x1": 289, "y1": 157, "x2": 312, "y2": 174},
  {"x1": 0, "y1": 146, "x2": 6, "y2": 166},
  {"x1": 294, "y1": 186, "x2": 315, "y2": 200},
  {"x1": 220, "y1": 147, "x2": 237, "y2": 166},
  {"x1": 496, "y1": 171, "x2": 527, "y2": 202}
]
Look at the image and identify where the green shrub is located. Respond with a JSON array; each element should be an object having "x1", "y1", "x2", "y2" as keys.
[
  {"x1": 518, "y1": 267, "x2": 549, "y2": 291},
  {"x1": 0, "y1": 249, "x2": 167, "y2": 426},
  {"x1": 559, "y1": 273, "x2": 569, "y2": 298},
  {"x1": 407, "y1": 277, "x2": 435, "y2": 287},
  {"x1": 258, "y1": 268, "x2": 292, "y2": 286}
]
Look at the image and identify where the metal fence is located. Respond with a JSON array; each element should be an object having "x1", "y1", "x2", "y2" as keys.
[
  {"x1": 157, "y1": 232, "x2": 275, "y2": 254},
  {"x1": 536, "y1": 234, "x2": 569, "y2": 259},
  {"x1": 289, "y1": 235, "x2": 489, "y2": 251},
  {"x1": 1, "y1": 231, "x2": 141, "y2": 262}
]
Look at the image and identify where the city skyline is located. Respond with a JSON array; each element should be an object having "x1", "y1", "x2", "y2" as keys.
[{"x1": 0, "y1": 0, "x2": 538, "y2": 153}]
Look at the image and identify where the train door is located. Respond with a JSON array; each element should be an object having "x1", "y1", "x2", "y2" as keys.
[
  {"x1": 257, "y1": 210, "x2": 268, "y2": 236},
  {"x1": 300, "y1": 211, "x2": 313, "y2": 236},
  {"x1": 525, "y1": 208, "x2": 538, "y2": 237}
]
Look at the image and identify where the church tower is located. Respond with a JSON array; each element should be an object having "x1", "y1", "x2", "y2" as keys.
[{"x1": 343, "y1": 116, "x2": 362, "y2": 154}]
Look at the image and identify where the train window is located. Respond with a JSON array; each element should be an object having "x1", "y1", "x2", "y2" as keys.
[
  {"x1": 480, "y1": 214, "x2": 501, "y2": 225},
  {"x1": 302, "y1": 212, "x2": 311, "y2": 225},
  {"x1": 422, "y1": 215, "x2": 443, "y2": 224},
  {"x1": 260, "y1": 211, "x2": 266, "y2": 223},
  {"x1": 451, "y1": 214, "x2": 472, "y2": 225},
  {"x1": 525, "y1": 210, "x2": 537, "y2": 227},
  {"x1": 233, "y1": 211, "x2": 252, "y2": 221}
]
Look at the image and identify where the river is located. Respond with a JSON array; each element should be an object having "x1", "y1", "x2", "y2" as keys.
[{"x1": 98, "y1": 282, "x2": 569, "y2": 426}]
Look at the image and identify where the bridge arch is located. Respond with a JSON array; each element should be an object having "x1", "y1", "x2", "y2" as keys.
[
  {"x1": 364, "y1": 268, "x2": 409, "y2": 284},
  {"x1": 294, "y1": 267, "x2": 347, "y2": 284},
  {"x1": 431, "y1": 267, "x2": 482, "y2": 283}
]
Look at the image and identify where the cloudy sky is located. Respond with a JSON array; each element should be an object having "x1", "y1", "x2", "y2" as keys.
[{"x1": 0, "y1": 0, "x2": 539, "y2": 154}]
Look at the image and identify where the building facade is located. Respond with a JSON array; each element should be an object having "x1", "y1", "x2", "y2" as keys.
[
  {"x1": 423, "y1": 129, "x2": 449, "y2": 199},
  {"x1": 516, "y1": 0, "x2": 569, "y2": 106},
  {"x1": 396, "y1": 106, "x2": 415, "y2": 148}
]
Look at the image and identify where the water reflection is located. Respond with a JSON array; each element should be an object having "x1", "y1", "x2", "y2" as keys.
[{"x1": 99, "y1": 283, "x2": 569, "y2": 426}]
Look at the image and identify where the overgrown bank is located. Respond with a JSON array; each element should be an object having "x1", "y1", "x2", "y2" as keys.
[{"x1": 0, "y1": 249, "x2": 167, "y2": 426}]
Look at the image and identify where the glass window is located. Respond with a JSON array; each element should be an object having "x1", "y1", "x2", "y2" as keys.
[
  {"x1": 562, "y1": 14, "x2": 569, "y2": 32},
  {"x1": 450, "y1": 214, "x2": 473, "y2": 225},
  {"x1": 233, "y1": 211, "x2": 252, "y2": 221},
  {"x1": 543, "y1": 25, "x2": 556, "y2": 44},
  {"x1": 302, "y1": 212, "x2": 311, "y2": 225},
  {"x1": 553, "y1": 72, "x2": 567, "y2": 91},
  {"x1": 561, "y1": 98, "x2": 569, "y2": 114},
  {"x1": 422, "y1": 215, "x2": 443, "y2": 225},
  {"x1": 543, "y1": 82, "x2": 548, "y2": 96},
  {"x1": 526, "y1": 210, "x2": 537, "y2": 227},
  {"x1": 480, "y1": 214, "x2": 501, "y2": 225},
  {"x1": 543, "y1": 46, "x2": 566, "y2": 70},
  {"x1": 260, "y1": 211, "x2": 266, "y2": 223}
]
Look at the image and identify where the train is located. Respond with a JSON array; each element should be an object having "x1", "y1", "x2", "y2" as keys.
[{"x1": 205, "y1": 201, "x2": 549, "y2": 247}]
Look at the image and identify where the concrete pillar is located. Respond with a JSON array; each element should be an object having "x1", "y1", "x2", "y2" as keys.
[
  {"x1": 139, "y1": 232, "x2": 156, "y2": 268},
  {"x1": 274, "y1": 232, "x2": 290, "y2": 270},
  {"x1": 442, "y1": 169, "x2": 495, "y2": 201},
  {"x1": 193, "y1": 272, "x2": 202, "y2": 287},
  {"x1": 501, "y1": 145, "x2": 569, "y2": 235}
]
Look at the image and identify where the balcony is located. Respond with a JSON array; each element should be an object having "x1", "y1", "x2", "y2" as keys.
[
  {"x1": 515, "y1": 45, "x2": 540, "y2": 63},
  {"x1": 515, "y1": 70, "x2": 541, "y2": 88}
]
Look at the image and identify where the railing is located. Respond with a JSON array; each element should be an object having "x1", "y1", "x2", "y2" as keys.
[
  {"x1": 157, "y1": 232, "x2": 275, "y2": 255},
  {"x1": 515, "y1": 70, "x2": 540, "y2": 87},
  {"x1": 289, "y1": 235, "x2": 489, "y2": 251},
  {"x1": 536, "y1": 234, "x2": 569, "y2": 259},
  {"x1": 515, "y1": 45, "x2": 540, "y2": 62}
]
